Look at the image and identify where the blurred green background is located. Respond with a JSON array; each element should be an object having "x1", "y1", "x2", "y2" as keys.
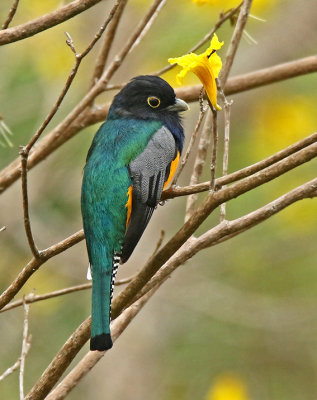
[{"x1": 0, "y1": 0, "x2": 317, "y2": 399}]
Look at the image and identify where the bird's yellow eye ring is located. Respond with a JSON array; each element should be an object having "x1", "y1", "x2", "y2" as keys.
[{"x1": 147, "y1": 96, "x2": 161, "y2": 108}]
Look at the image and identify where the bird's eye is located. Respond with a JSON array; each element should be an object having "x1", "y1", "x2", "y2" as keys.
[{"x1": 147, "y1": 96, "x2": 161, "y2": 108}]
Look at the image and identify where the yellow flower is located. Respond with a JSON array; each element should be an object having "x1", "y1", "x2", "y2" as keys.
[
  {"x1": 168, "y1": 33, "x2": 224, "y2": 110},
  {"x1": 206, "y1": 374, "x2": 250, "y2": 400}
]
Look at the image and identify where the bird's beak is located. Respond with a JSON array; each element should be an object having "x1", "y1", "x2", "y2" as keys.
[{"x1": 167, "y1": 98, "x2": 189, "y2": 112}]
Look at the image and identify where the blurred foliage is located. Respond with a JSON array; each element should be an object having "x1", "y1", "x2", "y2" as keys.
[{"x1": 0, "y1": 0, "x2": 317, "y2": 399}]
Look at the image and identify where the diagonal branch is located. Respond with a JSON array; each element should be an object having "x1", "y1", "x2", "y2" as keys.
[
  {"x1": 90, "y1": 0, "x2": 129, "y2": 86},
  {"x1": 126, "y1": 177, "x2": 317, "y2": 306},
  {"x1": 1, "y1": 0, "x2": 20, "y2": 30},
  {"x1": 0, "y1": 230, "x2": 84, "y2": 310},
  {"x1": 163, "y1": 132, "x2": 317, "y2": 200},
  {"x1": 185, "y1": 109, "x2": 213, "y2": 221},
  {"x1": 172, "y1": 92, "x2": 207, "y2": 186},
  {"x1": 0, "y1": 0, "x2": 104, "y2": 46},
  {"x1": 19, "y1": 300, "x2": 32, "y2": 400},
  {"x1": 220, "y1": 0, "x2": 253, "y2": 86}
]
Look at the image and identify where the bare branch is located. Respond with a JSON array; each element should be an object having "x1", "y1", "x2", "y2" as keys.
[
  {"x1": 19, "y1": 148, "x2": 41, "y2": 258},
  {"x1": 209, "y1": 109, "x2": 218, "y2": 190},
  {"x1": 0, "y1": 358, "x2": 21, "y2": 382},
  {"x1": 19, "y1": 300, "x2": 32, "y2": 400},
  {"x1": 163, "y1": 132, "x2": 317, "y2": 200},
  {"x1": 172, "y1": 90, "x2": 207, "y2": 185},
  {"x1": 185, "y1": 109, "x2": 213, "y2": 221},
  {"x1": 0, "y1": 299, "x2": 31, "y2": 383},
  {"x1": 219, "y1": 94, "x2": 233, "y2": 221},
  {"x1": 1, "y1": 0, "x2": 20, "y2": 30},
  {"x1": 1, "y1": 277, "x2": 133, "y2": 313},
  {"x1": 152, "y1": 230, "x2": 165, "y2": 256},
  {"x1": 135, "y1": 178, "x2": 317, "y2": 303},
  {"x1": 90, "y1": 0, "x2": 129, "y2": 86},
  {"x1": 128, "y1": 0, "x2": 167, "y2": 54},
  {"x1": 220, "y1": 0, "x2": 253, "y2": 86},
  {"x1": 1, "y1": 56, "x2": 316, "y2": 195},
  {"x1": 0, "y1": 230, "x2": 84, "y2": 310},
  {"x1": 0, "y1": 0, "x2": 104, "y2": 46}
]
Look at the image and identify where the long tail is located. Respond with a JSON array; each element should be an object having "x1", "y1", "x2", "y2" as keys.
[{"x1": 90, "y1": 255, "x2": 120, "y2": 351}]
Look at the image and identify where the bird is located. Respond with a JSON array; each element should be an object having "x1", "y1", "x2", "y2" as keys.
[{"x1": 81, "y1": 75, "x2": 188, "y2": 351}]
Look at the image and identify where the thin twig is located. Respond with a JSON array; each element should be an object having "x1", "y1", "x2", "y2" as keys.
[
  {"x1": 128, "y1": 0, "x2": 167, "y2": 54},
  {"x1": 90, "y1": 0, "x2": 129, "y2": 86},
  {"x1": 172, "y1": 89, "x2": 207, "y2": 185},
  {"x1": 19, "y1": 150, "x2": 41, "y2": 258},
  {"x1": 163, "y1": 132, "x2": 317, "y2": 200},
  {"x1": 219, "y1": 93, "x2": 233, "y2": 221},
  {"x1": 220, "y1": 0, "x2": 253, "y2": 86},
  {"x1": 0, "y1": 300, "x2": 32, "y2": 383},
  {"x1": 1, "y1": 277, "x2": 134, "y2": 313},
  {"x1": 0, "y1": 358, "x2": 21, "y2": 382},
  {"x1": 0, "y1": 230, "x2": 84, "y2": 310},
  {"x1": 19, "y1": 299, "x2": 32, "y2": 400},
  {"x1": 152, "y1": 230, "x2": 165, "y2": 256},
  {"x1": 1, "y1": 0, "x2": 20, "y2": 30},
  {"x1": 209, "y1": 108, "x2": 218, "y2": 191},
  {"x1": 153, "y1": 3, "x2": 242, "y2": 77},
  {"x1": 185, "y1": 109, "x2": 213, "y2": 221},
  {"x1": 133, "y1": 177, "x2": 317, "y2": 304}
]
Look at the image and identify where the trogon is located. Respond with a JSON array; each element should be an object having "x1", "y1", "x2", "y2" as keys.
[{"x1": 81, "y1": 75, "x2": 188, "y2": 351}]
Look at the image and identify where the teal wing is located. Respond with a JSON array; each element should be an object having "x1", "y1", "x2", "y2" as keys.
[{"x1": 121, "y1": 126, "x2": 178, "y2": 263}]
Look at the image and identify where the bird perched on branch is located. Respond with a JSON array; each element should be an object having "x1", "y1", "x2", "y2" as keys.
[{"x1": 81, "y1": 75, "x2": 188, "y2": 351}]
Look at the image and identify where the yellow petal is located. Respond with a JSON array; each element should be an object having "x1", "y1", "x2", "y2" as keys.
[{"x1": 204, "y1": 33, "x2": 224, "y2": 55}]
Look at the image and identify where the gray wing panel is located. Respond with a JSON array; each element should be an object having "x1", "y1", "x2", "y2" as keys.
[
  {"x1": 129, "y1": 126, "x2": 176, "y2": 206},
  {"x1": 120, "y1": 126, "x2": 177, "y2": 263}
]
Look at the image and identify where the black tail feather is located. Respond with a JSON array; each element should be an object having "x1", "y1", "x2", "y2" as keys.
[{"x1": 90, "y1": 333, "x2": 113, "y2": 351}]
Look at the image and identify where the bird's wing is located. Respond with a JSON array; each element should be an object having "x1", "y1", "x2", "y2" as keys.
[{"x1": 120, "y1": 126, "x2": 179, "y2": 263}]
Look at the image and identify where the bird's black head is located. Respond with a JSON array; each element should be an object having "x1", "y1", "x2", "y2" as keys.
[
  {"x1": 108, "y1": 75, "x2": 188, "y2": 150},
  {"x1": 109, "y1": 75, "x2": 188, "y2": 119}
]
